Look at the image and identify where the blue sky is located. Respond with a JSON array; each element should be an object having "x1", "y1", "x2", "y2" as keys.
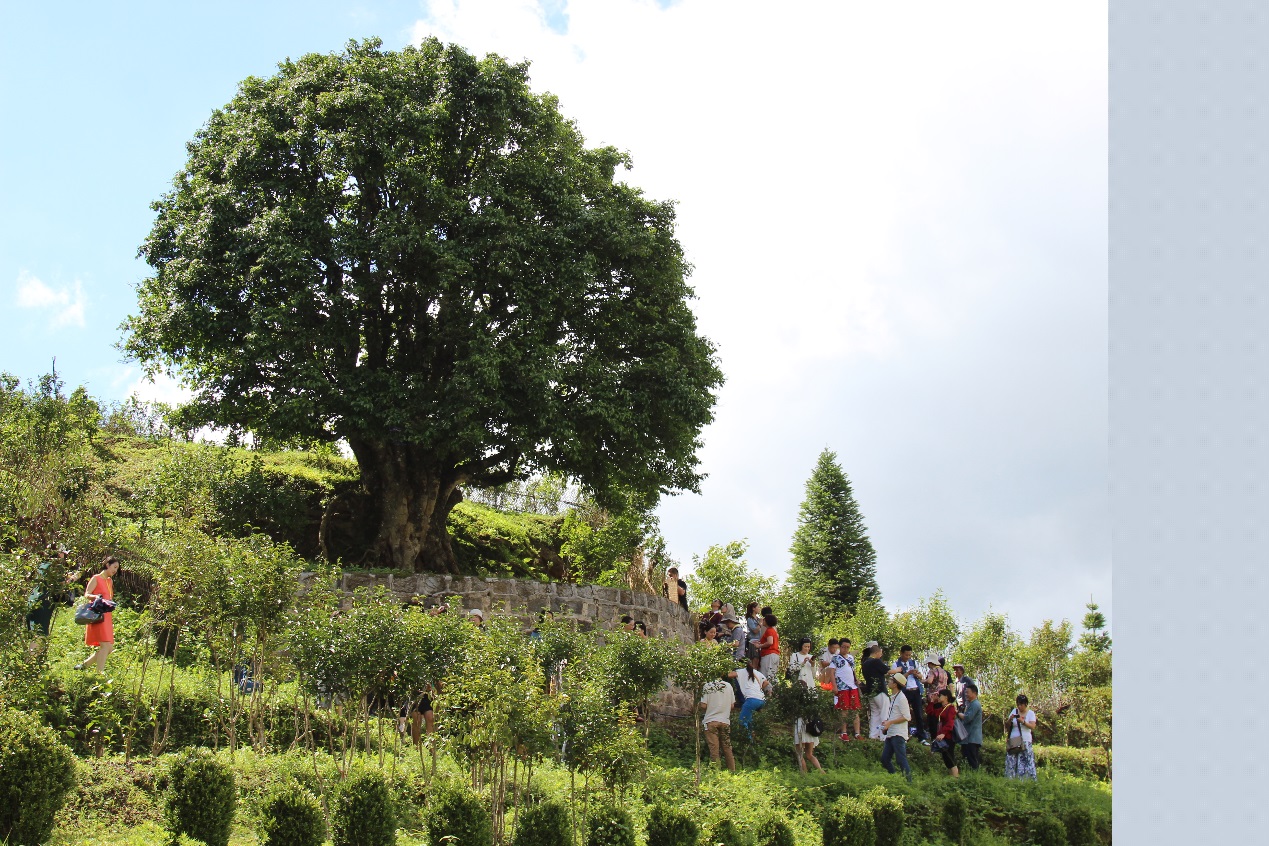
[{"x1": 0, "y1": 1, "x2": 1108, "y2": 636}]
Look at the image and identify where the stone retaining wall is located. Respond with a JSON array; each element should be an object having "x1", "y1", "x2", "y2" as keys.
[
  {"x1": 326, "y1": 571, "x2": 698, "y2": 645},
  {"x1": 309, "y1": 572, "x2": 701, "y2": 716}
]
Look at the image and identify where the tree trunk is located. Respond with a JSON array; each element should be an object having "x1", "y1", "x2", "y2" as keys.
[{"x1": 349, "y1": 438, "x2": 463, "y2": 573}]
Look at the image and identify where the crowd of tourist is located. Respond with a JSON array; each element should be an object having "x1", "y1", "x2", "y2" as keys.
[
  {"x1": 22, "y1": 550, "x2": 1043, "y2": 786},
  {"x1": 687, "y1": 592, "x2": 1041, "y2": 784}
]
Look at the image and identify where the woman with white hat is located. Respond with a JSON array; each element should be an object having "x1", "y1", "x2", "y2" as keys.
[{"x1": 879, "y1": 671, "x2": 913, "y2": 783}]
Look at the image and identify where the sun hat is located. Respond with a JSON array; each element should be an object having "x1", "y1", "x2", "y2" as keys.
[
  {"x1": 721, "y1": 614, "x2": 741, "y2": 624},
  {"x1": 468, "y1": 608, "x2": 485, "y2": 619},
  {"x1": 864, "y1": 640, "x2": 879, "y2": 650},
  {"x1": 952, "y1": 662, "x2": 965, "y2": 669}
]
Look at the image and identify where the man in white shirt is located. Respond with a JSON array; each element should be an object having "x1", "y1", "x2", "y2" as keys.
[
  {"x1": 879, "y1": 672, "x2": 914, "y2": 783},
  {"x1": 825, "y1": 638, "x2": 862, "y2": 742},
  {"x1": 699, "y1": 676, "x2": 736, "y2": 771}
]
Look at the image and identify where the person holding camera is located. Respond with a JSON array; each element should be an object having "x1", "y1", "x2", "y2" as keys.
[{"x1": 1005, "y1": 693, "x2": 1039, "y2": 780}]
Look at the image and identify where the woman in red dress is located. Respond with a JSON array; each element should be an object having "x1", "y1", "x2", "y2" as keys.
[{"x1": 78, "y1": 556, "x2": 119, "y2": 672}]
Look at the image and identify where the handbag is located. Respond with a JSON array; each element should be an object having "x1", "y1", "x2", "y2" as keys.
[
  {"x1": 1007, "y1": 710, "x2": 1028, "y2": 754},
  {"x1": 952, "y1": 714, "x2": 968, "y2": 743},
  {"x1": 807, "y1": 717, "x2": 825, "y2": 737},
  {"x1": 931, "y1": 737, "x2": 950, "y2": 754},
  {"x1": 74, "y1": 601, "x2": 102, "y2": 625}
]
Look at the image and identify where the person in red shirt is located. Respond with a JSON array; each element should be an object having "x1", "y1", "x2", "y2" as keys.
[
  {"x1": 932, "y1": 688, "x2": 959, "y2": 777},
  {"x1": 757, "y1": 614, "x2": 780, "y2": 679}
]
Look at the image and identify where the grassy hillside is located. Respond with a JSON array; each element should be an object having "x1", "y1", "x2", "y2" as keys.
[{"x1": 81, "y1": 434, "x2": 564, "y2": 578}]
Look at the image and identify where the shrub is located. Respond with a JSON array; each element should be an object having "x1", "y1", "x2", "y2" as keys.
[
  {"x1": 586, "y1": 803, "x2": 636, "y2": 846},
  {"x1": 332, "y1": 769, "x2": 396, "y2": 846},
  {"x1": 163, "y1": 749, "x2": 236, "y2": 846},
  {"x1": 426, "y1": 783, "x2": 491, "y2": 846},
  {"x1": 1062, "y1": 807, "x2": 1095, "y2": 846},
  {"x1": 1029, "y1": 814, "x2": 1067, "y2": 846},
  {"x1": 259, "y1": 782, "x2": 326, "y2": 846},
  {"x1": 822, "y1": 797, "x2": 874, "y2": 846},
  {"x1": 861, "y1": 787, "x2": 904, "y2": 846},
  {"x1": 512, "y1": 799, "x2": 571, "y2": 846},
  {"x1": 0, "y1": 708, "x2": 77, "y2": 846},
  {"x1": 706, "y1": 817, "x2": 750, "y2": 846},
  {"x1": 941, "y1": 792, "x2": 968, "y2": 845},
  {"x1": 753, "y1": 815, "x2": 795, "y2": 846},
  {"x1": 646, "y1": 803, "x2": 699, "y2": 846}
]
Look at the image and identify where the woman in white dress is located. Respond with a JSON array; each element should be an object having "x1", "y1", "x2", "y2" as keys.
[{"x1": 1004, "y1": 693, "x2": 1039, "y2": 780}]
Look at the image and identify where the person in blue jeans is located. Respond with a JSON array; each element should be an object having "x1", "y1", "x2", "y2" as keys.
[
  {"x1": 880, "y1": 672, "x2": 913, "y2": 783},
  {"x1": 730, "y1": 656, "x2": 772, "y2": 738}
]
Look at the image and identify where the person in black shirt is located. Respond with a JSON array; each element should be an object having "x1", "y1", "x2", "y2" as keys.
[
  {"x1": 861, "y1": 641, "x2": 890, "y2": 740},
  {"x1": 663, "y1": 566, "x2": 688, "y2": 611}
]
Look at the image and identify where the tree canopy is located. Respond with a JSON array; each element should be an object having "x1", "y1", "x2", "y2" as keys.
[
  {"x1": 122, "y1": 38, "x2": 722, "y2": 572},
  {"x1": 787, "y1": 449, "x2": 879, "y2": 614},
  {"x1": 685, "y1": 540, "x2": 776, "y2": 615}
]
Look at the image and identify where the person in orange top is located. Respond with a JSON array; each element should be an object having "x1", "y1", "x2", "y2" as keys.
[
  {"x1": 77, "y1": 556, "x2": 119, "y2": 672},
  {"x1": 757, "y1": 613, "x2": 780, "y2": 679}
]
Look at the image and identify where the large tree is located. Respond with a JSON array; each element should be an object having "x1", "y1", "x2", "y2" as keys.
[
  {"x1": 123, "y1": 39, "x2": 722, "y2": 573},
  {"x1": 788, "y1": 449, "x2": 879, "y2": 613}
]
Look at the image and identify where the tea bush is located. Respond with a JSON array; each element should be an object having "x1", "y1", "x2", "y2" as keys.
[
  {"x1": 585, "y1": 804, "x2": 636, "y2": 846},
  {"x1": 0, "y1": 708, "x2": 77, "y2": 846},
  {"x1": 163, "y1": 749, "x2": 236, "y2": 846},
  {"x1": 942, "y1": 792, "x2": 968, "y2": 845},
  {"x1": 861, "y1": 787, "x2": 904, "y2": 846},
  {"x1": 1062, "y1": 806, "x2": 1095, "y2": 846},
  {"x1": 753, "y1": 814, "x2": 795, "y2": 846},
  {"x1": 705, "y1": 817, "x2": 749, "y2": 846},
  {"x1": 646, "y1": 802, "x2": 700, "y2": 846},
  {"x1": 332, "y1": 769, "x2": 396, "y2": 846},
  {"x1": 1029, "y1": 814, "x2": 1067, "y2": 846},
  {"x1": 822, "y1": 796, "x2": 874, "y2": 846},
  {"x1": 426, "y1": 782, "x2": 492, "y2": 846},
  {"x1": 511, "y1": 798, "x2": 571, "y2": 846},
  {"x1": 258, "y1": 782, "x2": 326, "y2": 846}
]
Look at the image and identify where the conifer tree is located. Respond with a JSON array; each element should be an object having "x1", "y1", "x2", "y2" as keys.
[{"x1": 788, "y1": 449, "x2": 879, "y2": 614}]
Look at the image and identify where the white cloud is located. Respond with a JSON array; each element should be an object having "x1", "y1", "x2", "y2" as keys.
[
  {"x1": 15, "y1": 270, "x2": 86, "y2": 328},
  {"x1": 410, "y1": 0, "x2": 1107, "y2": 630},
  {"x1": 126, "y1": 371, "x2": 193, "y2": 407}
]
